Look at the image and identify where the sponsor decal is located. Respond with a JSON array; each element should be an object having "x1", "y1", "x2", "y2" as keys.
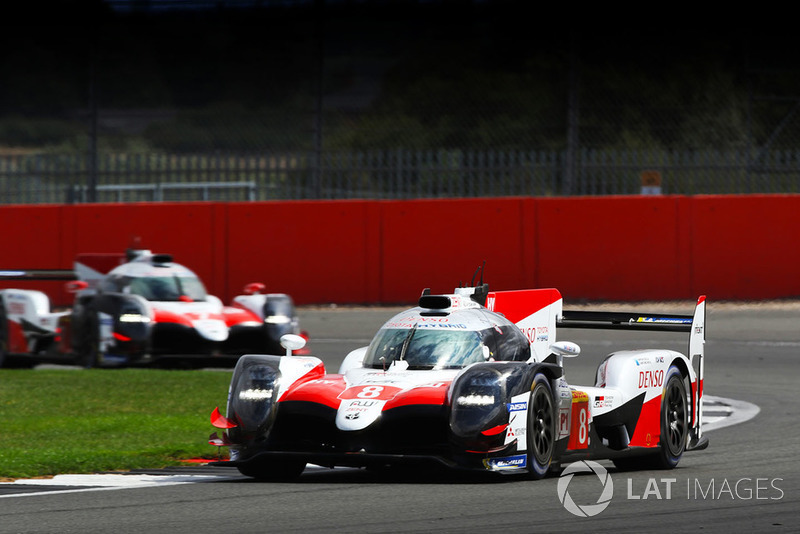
[
  {"x1": 638, "y1": 370, "x2": 664, "y2": 388},
  {"x1": 635, "y1": 357, "x2": 651, "y2": 366},
  {"x1": 383, "y1": 321, "x2": 469, "y2": 330},
  {"x1": 571, "y1": 390, "x2": 589, "y2": 403},
  {"x1": 593, "y1": 395, "x2": 614, "y2": 408},
  {"x1": 484, "y1": 455, "x2": 527, "y2": 470},
  {"x1": 507, "y1": 402, "x2": 527, "y2": 412},
  {"x1": 637, "y1": 316, "x2": 692, "y2": 325},
  {"x1": 558, "y1": 407, "x2": 571, "y2": 439},
  {"x1": 7, "y1": 301, "x2": 26, "y2": 315},
  {"x1": 520, "y1": 326, "x2": 549, "y2": 345},
  {"x1": 344, "y1": 412, "x2": 360, "y2": 420},
  {"x1": 596, "y1": 361, "x2": 608, "y2": 387},
  {"x1": 349, "y1": 400, "x2": 378, "y2": 407}
]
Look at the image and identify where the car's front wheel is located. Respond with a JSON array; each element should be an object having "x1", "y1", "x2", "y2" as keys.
[
  {"x1": 527, "y1": 373, "x2": 555, "y2": 479},
  {"x1": 77, "y1": 309, "x2": 102, "y2": 369},
  {"x1": 0, "y1": 296, "x2": 7, "y2": 368}
]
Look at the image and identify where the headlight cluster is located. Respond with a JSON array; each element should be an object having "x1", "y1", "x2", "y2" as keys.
[
  {"x1": 264, "y1": 315, "x2": 291, "y2": 325},
  {"x1": 230, "y1": 361, "x2": 280, "y2": 434},
  {"x1": 450, "y1": 367, "x2": 507, "y2": 438},
  {"x1": 455, "y1": 394, "x2": 496, "y2": 407},
  {"x1": 119, "y1": 313, "x2": 150, "y2": 323}
]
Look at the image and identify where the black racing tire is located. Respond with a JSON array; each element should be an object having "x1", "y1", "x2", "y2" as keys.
[
  {"x1": 0, "y1": 296, "x2": 7, "y2": 368},
  {"x1": 237, "y1": 457, "x2": 306, "y2": 482},
  {"x1": 77, "y1": 308, "x2": 102, "y2": 369},
  {"x1": 613, "y1": 365, "x2": 688, "y2": 471},
  {"x1": 654, "y1": 366, "x2": 689, "y2": 469},
  {"x1": 527, "y1": 373, "x2": 556, "y2": 479}
]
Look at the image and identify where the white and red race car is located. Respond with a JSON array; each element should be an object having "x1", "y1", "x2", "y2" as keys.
[
  {"x1": 209, "y1": 275, "x2": 708, "y2": 480},
  {"x1": 0, "y1": 249, "x2": 306, "y2": 368}
]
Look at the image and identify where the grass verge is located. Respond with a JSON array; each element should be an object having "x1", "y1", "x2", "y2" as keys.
[{"x1": 0, "y1": 368, "x2": 232, "y2": 480}]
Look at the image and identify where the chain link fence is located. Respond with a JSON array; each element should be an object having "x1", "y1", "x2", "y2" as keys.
[{"x1": 1, "y1": 3, "x2": 799, "y2": 203}]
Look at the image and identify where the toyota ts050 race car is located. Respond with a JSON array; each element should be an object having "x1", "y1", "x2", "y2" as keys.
[
  {"x1": 0, "y1": 249, "x2": 306, "y2": 368},
  {"x1": 208, "y1": 276, "x2": 708, "y2": 480}
]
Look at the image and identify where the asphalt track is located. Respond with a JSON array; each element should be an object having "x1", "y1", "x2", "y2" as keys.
[{"x1": 1, "y1": 302, "x2": 798, "y2": 533}]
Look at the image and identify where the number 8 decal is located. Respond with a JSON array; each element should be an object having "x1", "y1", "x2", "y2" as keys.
[
  {"x1": 357, "y1": 386, "x2": 384, "y2": 399},
  {"x1": 568, "y1": 391, "x2": 590, "y2": 450}
]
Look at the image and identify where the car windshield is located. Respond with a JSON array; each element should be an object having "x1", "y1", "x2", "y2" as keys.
[
  {"x1": 128, "y1": 275, "x2": 207, "y2": 302},
  {"x1": 363, "y1": 327, "x2": 484, "y2": 370}
]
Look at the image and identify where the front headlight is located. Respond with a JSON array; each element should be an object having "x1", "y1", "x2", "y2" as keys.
[
  {"x1": 119, "y1": 313, "x2": 151, "y2": 323},
  {"x1": 455, "y1": 394, "x2": 496, "y2": 406},
  {"x1": 264, "y1": 315, "x2": 291, "y2": 325},
  {"x1": 229, "y1": 361, "x2": 280, "y2": 435},
  {"x1": 450, "y1": 367, "x2": 507, "y2": 438}
]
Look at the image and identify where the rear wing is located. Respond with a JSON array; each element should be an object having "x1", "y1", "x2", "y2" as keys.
[
  {"x1": 559, "y1": 310, "x2": 694, "y2": 332},
  {"x1": 558, "y1": 296, "x2": 706, "y2": 358},
  {"x1": 0, "y1": 270, "x2": 75, "y2": 281}
]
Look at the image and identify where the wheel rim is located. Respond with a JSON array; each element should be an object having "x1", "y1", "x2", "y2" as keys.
[
  {"x1": 530, "y1": 384, "x2": 554, "y2": 464},
  {"x1": 664, "y1": 378, "x2": 687, "y2": 456}
]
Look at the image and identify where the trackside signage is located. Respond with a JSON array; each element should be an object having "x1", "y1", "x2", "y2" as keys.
[{"x1": 557, "y1": 461, "x2": 784, "y2": 518}]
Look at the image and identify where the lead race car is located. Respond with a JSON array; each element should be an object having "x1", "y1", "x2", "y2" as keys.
[
  {"x1": 0, "y1": 249, "x2": 306, "y2": 367},
  {"x1": 209, "y1": 277, "x2": 708, "y2": 480}
]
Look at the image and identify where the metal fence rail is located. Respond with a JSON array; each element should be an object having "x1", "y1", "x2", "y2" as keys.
[{"x1": 1, "y1": 149, "x2": 798, "y2": 204}]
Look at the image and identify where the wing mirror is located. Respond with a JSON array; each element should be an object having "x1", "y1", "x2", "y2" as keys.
[
  {"x1": 549, "y1": 341, "x2": 581, "y2": 358},
  {"x1": 280, "y1": 333, "x2": 307, "y2": 356}
]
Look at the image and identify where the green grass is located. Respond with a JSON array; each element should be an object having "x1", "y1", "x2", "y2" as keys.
[{"x1": 0, "y1": 368, "x2": 232, "y2": 479}]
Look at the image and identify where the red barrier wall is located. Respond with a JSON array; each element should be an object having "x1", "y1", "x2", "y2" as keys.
[{"x1": 1, "y1": 195, "x2": 798, "y2": 306}]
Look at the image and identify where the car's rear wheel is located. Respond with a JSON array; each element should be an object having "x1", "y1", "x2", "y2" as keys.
[
  {"x1": 655, "y1": 366, "x2": 689, "y2": 468},
  {"x1": 614, "y1": 365, "x2": 688, "y2": 471},
  {"x1": 527, "y1": 373, "x2": 555, "y2": 479}
]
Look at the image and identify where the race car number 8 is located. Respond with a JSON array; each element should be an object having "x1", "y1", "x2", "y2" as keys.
[
  {"x1": 579, "y1": 408, "x2": 587, "y2": 444},
  {"x1": 339, "y1": 384, "x2": 402, "y2": 401},
  {"x1": 567, "y1": 397, "x2": 590, "y2": 450},
  {"x1": 357, "y1": 386, "x2": 384, "y2": 398}
]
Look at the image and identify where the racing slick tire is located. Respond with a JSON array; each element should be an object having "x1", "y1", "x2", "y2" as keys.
[
  {"x1": 527, "y1": 373, "x2": 556, "y2": 479},
  {"x1": 77, "y1": 308, "x2": 102, "y2": 369},
  {"x1": 237, "y1": 457, "x2": 306, "y2": 482},
  {"x1": 614, "y1": 365, "x2": 688, "y2": 471},
  {"x1": 0, "y1": 296, "x2": 7, "y2": 368}
]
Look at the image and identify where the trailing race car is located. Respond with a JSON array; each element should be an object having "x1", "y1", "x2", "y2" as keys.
[
  {"x1": 0, "y1": 249, "x2": 306, "y2": 368},
  {"x1": 208, "y1": 275, "x2": 708, "y2": 480}
]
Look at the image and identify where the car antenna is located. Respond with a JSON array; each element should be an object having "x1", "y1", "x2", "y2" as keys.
[{"x1": 471, "y1": 261, "x2": 486, "y2": 287}]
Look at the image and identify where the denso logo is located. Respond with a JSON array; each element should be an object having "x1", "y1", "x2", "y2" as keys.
[
  {"x1": 638, "y1": 370, "x2": 664, "y2": 388},
  {"x1": 520, "y1": 326, "x2": 548, "y2": 344}
]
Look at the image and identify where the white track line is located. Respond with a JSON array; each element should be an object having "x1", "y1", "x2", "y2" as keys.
[{"x1": 702, "y1": 395, "x2": 760, "y2": 432}]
